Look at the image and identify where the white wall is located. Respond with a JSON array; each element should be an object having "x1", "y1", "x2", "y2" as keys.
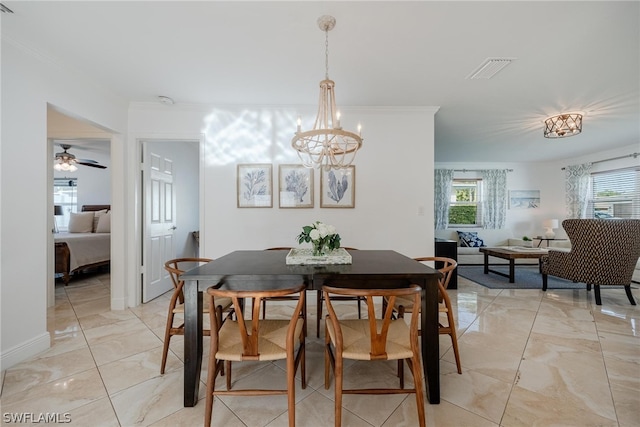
[
  {"x1": 128, "y1": 104, "x2": 438, "y2": 262},
  {"x1": 436, "y1": 143, "x2": 639, "y2": 240},
  {"x1": 0, "y1": 40, "x2": 128, "y2": 369}
]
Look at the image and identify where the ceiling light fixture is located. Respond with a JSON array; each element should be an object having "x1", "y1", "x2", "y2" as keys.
[
  {"x1": 544, "y1": 113, "x2": 583, "y2": 138},
  {"x1": 292, "y1": 15, "x2": 362, "y2": 170},
  {"x1": 158, "y1": 95, "x2": 175, "y2": 105},
  {"x1": 54, "y1": 150, "x2": 78, "y2": 172}
]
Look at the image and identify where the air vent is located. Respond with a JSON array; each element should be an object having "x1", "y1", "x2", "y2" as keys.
[
  {"x1": 466, "y1": 58, "x2": 515, "y2": 80},
  {"x1": 0, "y1": 3, "x2": 14, "y2": 13}
]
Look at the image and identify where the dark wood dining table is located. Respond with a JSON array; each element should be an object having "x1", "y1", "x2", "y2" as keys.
[{"x1": 179, "y1": 249, "x2": 442, "y2": 407}]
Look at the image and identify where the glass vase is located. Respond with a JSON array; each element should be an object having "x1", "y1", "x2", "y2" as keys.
[{"x1": 312, "y1": 242, "x2": 326, "y2": 256}]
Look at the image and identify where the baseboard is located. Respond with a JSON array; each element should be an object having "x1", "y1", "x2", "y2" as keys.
[
  {"x1": 111, "y1": 296, "x2": 126, "y2": 311},
  {"x1": 0, "y1": 332, "x2": 50, "y2": 371}
]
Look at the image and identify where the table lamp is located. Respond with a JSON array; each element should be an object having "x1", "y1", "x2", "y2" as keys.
[
  {"x1": 542, "y1": 219, "x2": 559, "y2": 238},
  {"x1": 54, "y1": 205, "x2": 63, "y2": 233}
]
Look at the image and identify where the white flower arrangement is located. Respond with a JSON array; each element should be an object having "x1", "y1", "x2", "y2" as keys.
[{"x1": 297, "y1": 221, "x2": 341, "y2": 256}]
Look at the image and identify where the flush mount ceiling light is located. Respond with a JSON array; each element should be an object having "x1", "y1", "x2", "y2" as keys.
[
  {"x1": 292, "y1": 15, "x2": 363, "y2": 170},
  {"x1": 158, "y1": 95, "x2": 174, "y2": 105},
  {"x1": 544, "y1": 113, "x2": 583, "y2": 138}
]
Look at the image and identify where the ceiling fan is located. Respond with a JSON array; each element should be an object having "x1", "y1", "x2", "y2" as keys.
[{"x1": 54, "y1": 144, "x2": 107, "y2": 171}]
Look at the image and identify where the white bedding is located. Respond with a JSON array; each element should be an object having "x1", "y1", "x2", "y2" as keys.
[{"x1": 55, "y1": 232, "x2": 110, "y2": 272}]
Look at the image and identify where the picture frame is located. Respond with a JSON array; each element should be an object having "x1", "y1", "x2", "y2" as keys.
[
  {"x1": 320, "y1": 166, "x2": 355, "y2": 208},
  {"x1": 279, "y1": 164, "x2": 314, "y2": 208},
  {"x1": 509, "y1": 190, "x2": 540, "y2": 209},
  {"x1": 237, "y1": 164, "x2": 272, "y2": 208}
]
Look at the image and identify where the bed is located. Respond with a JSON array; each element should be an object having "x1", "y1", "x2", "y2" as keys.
[{"x1": 55, "y1": 204, "x2": 111, "y2": 284}]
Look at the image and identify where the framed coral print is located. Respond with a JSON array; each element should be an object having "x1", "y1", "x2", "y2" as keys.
[
  {"x1": 237, "y1": 164, "x2": 272, "y2": 208},
  {"x1": 279, "y1": 164, "x2": 314, "y2": 208},
  {"x1": 321, "y1": 166, "x2": 355, "y2": 208}
]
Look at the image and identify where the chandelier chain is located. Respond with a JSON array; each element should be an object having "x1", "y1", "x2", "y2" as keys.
[{"x1": 324, "y1": 29, "x2": 330, "y2": 80}]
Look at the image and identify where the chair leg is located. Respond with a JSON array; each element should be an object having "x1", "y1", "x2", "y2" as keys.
[
  {"x1": 542, "y1": 274, "x2": 548, "y2": 291},
  {"x1": 160, "y1": 312, "x2": 174, "y2": 374},
  {"x1": 287, "y1": 349, "x2": 296, "y2": 427},
  {"x1": 324, "y1": 323, "x2": 332, "y2": 389},
  {"x1": 625, "y1": 285, "x2": 637, "y2": 305},
  {"x1": 317, "y1": 291, "x2": 323, "y2": 338},
  {"x1": 225, "y1": 361, "x2": 232, "y2": 390},
  {"x1": 357, "y1": 297, "x2": 362, "y2": 319},
  {"x1": 594, "y1": 285, "x2": 602, "y2": 305},
  {"x1": 334, "y1": 355, "x2": 344, "y2": 427},
  {"x1": 447, "y1": 310, "x2": 462, "y2": 374},
  {"x1": 411, "y1": 353, "x2": 427, "y2": 427}
]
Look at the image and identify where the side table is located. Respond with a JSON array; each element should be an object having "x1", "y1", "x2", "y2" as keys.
[
  {"x1": 435, "y1": 238, "x2": 457, "y2": 289},
  {"x1": 534, "y1": 237, "x2": 567, "y2": 248}
]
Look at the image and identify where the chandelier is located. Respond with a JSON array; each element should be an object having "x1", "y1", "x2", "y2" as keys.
[
  {"x1": 544, "y1": 113, "x2": 582, "y2": 138},
  {"x1": 292, "y1": 15, "x2": 362, "y2": 170}
]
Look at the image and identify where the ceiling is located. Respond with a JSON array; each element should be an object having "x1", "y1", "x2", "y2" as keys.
[{"x1": 3, "y1": 1, "x2": 638, "y2": 163}]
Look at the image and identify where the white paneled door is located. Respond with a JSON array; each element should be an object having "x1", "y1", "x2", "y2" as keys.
[{"x1": 142, "y1": 142, "x2": 176, "y2": 302}]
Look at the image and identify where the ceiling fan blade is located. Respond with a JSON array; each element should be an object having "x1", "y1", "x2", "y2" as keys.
[
  {"x1": 77, "y1": 158, "x2": 98, "y2": 163},
  {"x1": 76, "y1": 161, "x2": 107, "y2": 169}
]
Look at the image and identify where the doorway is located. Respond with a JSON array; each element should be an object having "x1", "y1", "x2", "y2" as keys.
[{"x1": 47, "y1": 106, "x2": 113, "y2": 307}]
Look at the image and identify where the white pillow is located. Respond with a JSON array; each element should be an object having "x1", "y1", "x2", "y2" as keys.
[
  {"x1": 95, "y1": 211, "x2": 111, "y2": 233},
  {"x1": 92, "y1": 209, "x2": 109, "y2": 232},
  {"x1": 68, "y1": 212, "x2": 95, "y2": 233}
]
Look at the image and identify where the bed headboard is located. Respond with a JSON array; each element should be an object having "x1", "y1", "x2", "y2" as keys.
[{"x1": 82, "y1": 205, "x2": 111, "y2": 212}]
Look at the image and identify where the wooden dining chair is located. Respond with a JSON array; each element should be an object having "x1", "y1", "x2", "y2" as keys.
[
  {"x1": 385, "y1": 256, "x2": 461, "y2": 375},
  {"x1": 315, "y1": 247, "x2": 364, "y2": 338},
  {"x1": 161, "y1": 258, "x2": 233, "y2": 374},
  {"x1": 261, "y1": 248, "x2": 308, "y2": 327},
  {"x1": 323, "y1": 285, "x2": 426, "y2": 427},
  {"x1": 204, "y1": 284, "x2": 307, "y2": 427}
]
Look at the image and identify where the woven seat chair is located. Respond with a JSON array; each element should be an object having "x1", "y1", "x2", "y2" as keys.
[
  {"x1": 541, "y1": 219, "x2": 640, "y2": 305},
  {"x1": 315, "y1": 247, "x2": 364, "y2": 338},
  {"x1": 161, "y1": 258, "x2": 233, "y2": 374},
  {"x1": 323, "y1": 285, "x2": 426, "y2": 427},
  {"x1": 383, "y1": 256, "x2": 461, "y2": 375},
  {"x1": 260, "y1": 248, "x2": 307, "y2": 325},
  {"x1": 204, "y1": 284, "x2": 306, "y2": 427}
]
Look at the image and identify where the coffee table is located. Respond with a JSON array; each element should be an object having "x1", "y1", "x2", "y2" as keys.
[{"x1": 479, "y1": 247, "x2": 548, "y2": 283}]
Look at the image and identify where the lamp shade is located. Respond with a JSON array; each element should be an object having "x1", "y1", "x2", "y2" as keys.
[
  {"x1": 543, "y1": 219, "x2": 559, "y2": 238},
  {"x1": 54, "y1": 205, "x2": 64, "y2": 216}
]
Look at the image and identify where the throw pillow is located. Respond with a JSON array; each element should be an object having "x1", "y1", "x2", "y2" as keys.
[
  {"x1": 68, "y1": 212, "x2": 95, "y2": 233},
  {"x1": 92, "y1": 209, "x2": 109, "y2": 232},
  {"x1": 95, "y1": 211, "x2": 111, "y2": 233},
  {"x1": 457, "y1": 231, "x2": 485, "y2": 248}
]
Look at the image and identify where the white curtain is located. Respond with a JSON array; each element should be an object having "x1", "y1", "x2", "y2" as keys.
[
  {"x1": 480, "y1": 169, "x2": 507, "y2": 229},
  {"x1": 565, "y1": 163, "x2": 592, "y2": 218},
  {"x1": 434, "y1": 169, "x2": 454, "y2": 230}
]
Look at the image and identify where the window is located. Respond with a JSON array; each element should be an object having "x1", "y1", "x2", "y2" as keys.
[
  {"x1": 448, "y1": 179, "x2": 482, "y2": 226},
  {"x1": 53, "y1": 178, "x2": 77, "y2": 232},
  {"x1": 590, "y1": 167, "x2": 639, "y2": 219}
]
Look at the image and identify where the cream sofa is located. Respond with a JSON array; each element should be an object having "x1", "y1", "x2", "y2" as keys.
[{"x1": 435, "y1": 228, "x2": 539, "y2": 265}]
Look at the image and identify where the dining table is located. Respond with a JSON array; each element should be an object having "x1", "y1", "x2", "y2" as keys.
[{"x1": 179, "y1": 249, "x2": 442, "y2": 407}]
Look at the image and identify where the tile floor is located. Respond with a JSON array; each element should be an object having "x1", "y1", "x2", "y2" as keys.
[{"x1": 1, "y1": 272, "x2": 639, "y2": 427}]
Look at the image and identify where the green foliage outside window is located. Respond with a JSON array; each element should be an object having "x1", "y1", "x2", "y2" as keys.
[{"x1": 449, "y1": 205, "x2": 477, "y2": 224}]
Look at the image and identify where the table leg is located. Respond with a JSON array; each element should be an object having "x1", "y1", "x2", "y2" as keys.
[
  {"x1": 184, "y1": 280, "x2": 203, "y2": 407},
  {"x1": 509, "y1": 259, "x2": 515, "y2": 283},
  {"x1": 483, "y1": 252, "x2": 489, "y2": 274},
  {"x1": 421, "y1": 277, "x2": 440, "y2": 404}
]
